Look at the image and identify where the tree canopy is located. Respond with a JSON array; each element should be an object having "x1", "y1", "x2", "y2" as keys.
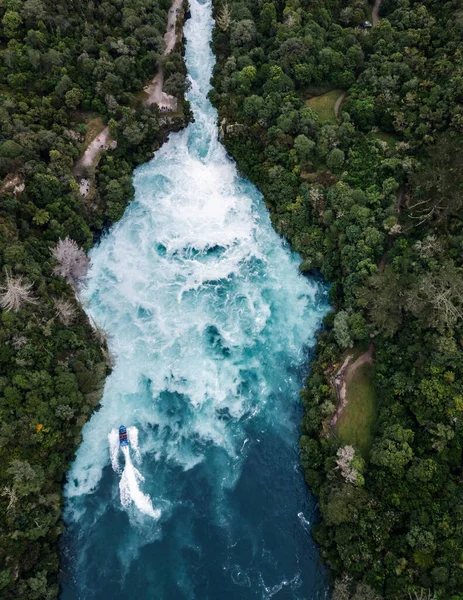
[{"x1": 211, "y1": 0, "x2": 463, "y2": 597}]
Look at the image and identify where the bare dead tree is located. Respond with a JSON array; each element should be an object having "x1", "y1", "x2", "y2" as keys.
[
  {"x1": 51, "y1": 237, "x2": 89, "y2": 291},
  {"x1": 405, "y1": 263, "x2": 463, "y2": 329},
  {"x1": 336, "y1": 445, "x2": 359, "y2": 484},
  {"x1": 1, "y1": 486, "x2": 18, "y2": 513},
  {"x1": 332, "y1": 576, "x2": 352, "y2": 600},
  {"x1": 406, "y1": 137, "x2": 463, "y2": 226},
  {"x1": 414, "y1": 234, "x2": 441, "y2": 259},
  {"x1": 0, "y1": 271, "x2": 37, "y2": 312},
  {"x1": 12, "y1": 335, "x2": 27, "y2": 350},
  {"x1": 309, "y1": 185, "x2": 325, "y2": 216},
  {"x1": 408, "y1": 590, "x2": 437, "y2": 600},
  {"x1": 53, "y1": 298, "x2": 77, "y2": 326},
  {"x1": 216, "y1": 2, "x2": 232, "y2": 31},
  {"x1": 89, "y1": 316, "x2": 108, "y2": 345}
]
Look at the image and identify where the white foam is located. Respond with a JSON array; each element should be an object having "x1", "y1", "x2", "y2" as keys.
[
  {"x1": 108, "y1": 429, "x2": 120, "y2": 472},
  {"x1": 298, "y1": 511, "x2": 311, "y2": 532},
  {"x1": 260, "y1": 572, "x2": 303, "y2": 599},
  {"x1": 120, "y1": 447, "x2": 161, "y2": 520},
  {"x1": 127, "y1": 426, "x2": 141, "y2": 462},
  {"x1": 64, "y1": 0, "x2": 328, "y2": 541}
]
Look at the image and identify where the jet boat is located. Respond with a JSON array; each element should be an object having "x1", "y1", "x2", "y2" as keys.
[{"x1": 119, "y1": 425, "x2": 129, "y2": 447}]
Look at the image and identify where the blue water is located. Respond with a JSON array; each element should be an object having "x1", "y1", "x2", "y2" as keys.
[{"x1": 60, "y1": 1, "x2": 329, "y2": 598}]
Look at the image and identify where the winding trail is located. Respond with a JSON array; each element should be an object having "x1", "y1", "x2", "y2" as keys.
[
  {"x1": 334, "y1": 91, "x2": 347, "y2": 118},
  {"x1": 78, "y1": 127, "x2": 110, "y2": 169},
  {"x1": 372, "y1": 0, "x2": 382, "y2": 25},
  {"x1": 76, "y1": 0, "x2": 182, "y2": 177},
  {"x1": 330, "y1": 344, "x2": 375, "y2": 427},
  {"x1": 145, "y1": 0, "x2": 183, "y2": 109}
]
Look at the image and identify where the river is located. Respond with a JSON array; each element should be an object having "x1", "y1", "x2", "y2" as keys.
[{"x1": 60, "y1": 1, "x2": 329, "y2": 598}]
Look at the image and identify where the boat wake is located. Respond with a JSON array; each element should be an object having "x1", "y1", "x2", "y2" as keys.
[{"x1": 108, "y1": 427, "x2": 160, "y2": 519}]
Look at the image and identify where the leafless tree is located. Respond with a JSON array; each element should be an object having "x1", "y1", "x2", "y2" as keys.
[
  {"x1": 51, "y1": 237, "x2": 89, "y2": 291},
  {"x1": 408, "y1": 590, "x2": 437, "y2": 600},
  {"x1": 89, "y1": 316, "x2": 108, "y2": 344},
  {"x1": 1, "y1": 485, "x2": 18, "y2": 513},
  {"x1": 332, "y1": 576, "x2": 352, "y2": 600},
  {"x1": 407, "y1": 137, "x2": 463, "y2": 226},
  {"x1": 405, "y1": 262, "x2": 463, "y2": 330},
  {"x1": 309, "y1": 185, "x2": 325, "y2": 216},
  {"x1": 216, "y1": 2, "x2": 232, "y2": 31},
  {"x1": 0, "y1": 272, "x2": 37, "y2": 312},
  {"x1": 53, "y1": 298, "x2": 77, "y2": 326},
  {"x1": 336, "y1": 445, "x2": 359, "y2": 484},
  {"x1": 414, "y1": 234, "x2": 441, "y2": 259},
  {"x1": 12, "y1": 335, "x2": 27, "y2": 350}
]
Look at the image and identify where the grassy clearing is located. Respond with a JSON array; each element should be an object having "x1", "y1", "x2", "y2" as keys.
[
  {"x1": 84, "y1": 117, "x2": 106, "y2": 146},
  {"x1": 371, "y1": 130, "x2": 398, "y2": 148},
  {"x1": 306, "y1": 89, "x2": 343, "y2": 123},
  {"x1": 336, "y1": 363, "x2": 378, "y2": 458}
]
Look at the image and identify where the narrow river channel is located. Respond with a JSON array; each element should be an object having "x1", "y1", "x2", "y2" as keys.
[{"x1": 60, "y1": 1, "x2": 329, "y2": 598}]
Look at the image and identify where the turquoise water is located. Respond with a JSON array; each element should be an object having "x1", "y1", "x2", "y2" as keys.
[{"x1": 60, "y1": 1, "x2": 329, "y2": 598}]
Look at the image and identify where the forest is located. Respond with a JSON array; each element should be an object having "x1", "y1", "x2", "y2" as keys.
[
  {"x1": 0, "y1": 0, "x2": 190, "y2": 597},
  {"x1": 211, "y1": 0, "x2": 463, "y2": 598}
]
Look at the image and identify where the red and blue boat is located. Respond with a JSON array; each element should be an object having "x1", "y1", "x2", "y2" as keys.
[{"x1": 119, "y1": 425, "x2": 129, "y2": 447}]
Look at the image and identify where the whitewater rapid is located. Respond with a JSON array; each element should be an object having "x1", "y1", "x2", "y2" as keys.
[{"x1": 61, "y1": 1, "x2": 329, "y2": 598}]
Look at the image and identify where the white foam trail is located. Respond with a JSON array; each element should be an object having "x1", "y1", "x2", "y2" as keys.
[
  {"x1": 108, "y1": 429, "x2": 120, "y2": 473},
  {"x1": 239, "y1": 438, "x2": 249, "y2": 453},
  {"x1": 297, "y1": 511, "x2": 311, "y2": 532},
  {"x1": 120, "y1": 446, "x2": 161, "y2": 520},
  {"x1": 260, "y1": 572, "x2": 302, "y2": 599},
  {"x1": 127, "y1": 426, "x2": 141, "y2": 462}
]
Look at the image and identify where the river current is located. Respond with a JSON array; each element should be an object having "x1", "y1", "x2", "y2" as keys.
[{"x1": 60, "y1": 1, "x2": 329, "y2": 598}]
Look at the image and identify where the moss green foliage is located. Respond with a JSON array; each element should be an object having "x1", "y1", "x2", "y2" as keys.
[
  {"x1": 211, "y1": 0, "x2": 463, "y2": 597},
  {"x1": 0, "y1": 0, "x2": 191, "y2": 597},
  {"x1": 336, "y1": 363, "x2": 377, "y2": 458}
]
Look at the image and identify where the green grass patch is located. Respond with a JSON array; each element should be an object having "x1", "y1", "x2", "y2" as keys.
[
  {"x1": 370, "y1": 130, "x2": 398, "y2": 148},
  {"x1": 306, "y1": 89, "x2": 344, "y2": 123},
  {"x1": 336, "y1": 363, "x2": 378, "y2": 458},
  {"x1": 84, "y1": 117, "x2": 106, "y2": 146}
]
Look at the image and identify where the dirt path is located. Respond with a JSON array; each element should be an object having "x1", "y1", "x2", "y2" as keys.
[
  {"x1": 345, "y1": 345, "x2": 374, "y2": 383},
  {"x1": 144, "y1": 64, "x2": 178, "y2": 111},
  {"x1": 76, "y1": 0, "x2": 182, "y2": 179},
  {"x1": 164, "y1": 0, "x2": 183, "y2": 54},
  {"x1": 330, "y1": 344, "x2": 375, "y2": 427},
  {"x1": 145, "y1": 0, "x2": 183, "y2": 110},
  {"x1": 78, "y1": 127, "x2": 110, "y2": 168},
  {"x1": 372, "y1": 0, "x2": 382, "y2": 25},
  {"x1": 334, "y1": 91, "x2": 347, "y2": 118}
]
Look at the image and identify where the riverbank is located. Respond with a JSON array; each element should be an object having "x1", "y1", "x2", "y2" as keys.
[
  {"x1": 75, "y1": 0, "x2": 189, "y2": 197},
  {"x1": 0, "y1": 1, "x2": 191, "y2": 597},
  {"x1": 60, "y1": 1, "x2": 328, "y2": 597},
  {"x1": 210, "y1": 0, "x2": 463, "y2": 598}
]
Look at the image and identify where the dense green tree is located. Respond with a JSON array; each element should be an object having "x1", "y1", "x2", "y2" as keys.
[
  {"x1": 211, "y1": 0, "x2": 463, "y2": 597},
  {"x1": 0, "y1": 0, "x2": 191, "y2": 597}
]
